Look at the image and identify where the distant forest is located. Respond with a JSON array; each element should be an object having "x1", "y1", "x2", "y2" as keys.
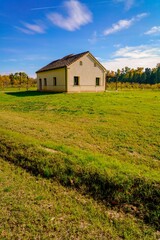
[
  {"x1": 1, "y1": 64, "x2": 160, "y2": 90},
  {"x1": 107, "y1": 64, "x2": 160, "y2": 85},
  {"x1": 0, "y1": 72, "x2": 36, "y2": 90}
]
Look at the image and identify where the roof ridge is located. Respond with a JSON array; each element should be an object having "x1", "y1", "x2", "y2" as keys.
[
  {"x1": 65, "y1": 51, "x2": 89, "y2": 66},
  {"x1": 36, "y1": 51, "x2": 90, "y2": 73}
]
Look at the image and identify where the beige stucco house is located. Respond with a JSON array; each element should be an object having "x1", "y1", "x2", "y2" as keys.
[{"x1": 36, "y1": 51, "x2": 107, "y2": 93}]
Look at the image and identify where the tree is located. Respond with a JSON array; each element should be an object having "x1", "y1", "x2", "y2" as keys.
[
  {"x1": 0, "y1": 75, "x2": 10, "y2": 90},
  {"x1": 106, "y1": 70, "x2": 116, "y2": 89},
  {"x1": 106, "y1": 64, "x2": 160, "y2": 88},
  {"x1": 115, "y1": 69, "x2": 121, "y2": 90},
  {"x1": 145, "y1": 68, "x2": 152, "y2": 84},
  {"x1": 12, "y1": 72, "x2": 29, "y2": 89},
  {"x1": 9, "y1": 73, "x2": 15, "y2": 86},
  {"x1": 141, "y1": 72, "x2": 146, "y2": 84},
  {"x1": 156, "y1": 64, "x2": 160, "y2": 84},
  {"x1": 0, "y1": 72, "x2": 36, "y2": 90}
]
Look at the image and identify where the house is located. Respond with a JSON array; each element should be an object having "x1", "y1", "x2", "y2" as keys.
[{"x1": 36, "y1": 51, "x2": 107, "y2": 93}]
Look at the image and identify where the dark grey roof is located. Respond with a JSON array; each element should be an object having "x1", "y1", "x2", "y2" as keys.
[{"x1": 36, "y1": 51, "x2": 89, "y2": 73}]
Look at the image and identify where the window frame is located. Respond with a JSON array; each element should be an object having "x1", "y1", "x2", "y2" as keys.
[
  {"x1": 96, "y1": 77, "x2": 100, "y2": 86},
  {"x1": 74, "y1": 76, "x2": 79, "y2": 86},
  {"x1": 53, "y1": 77, "x2": 57, "y2": 86},
  {"x1": 44, "y1": 78, "x2": 47, "y2": 86}
]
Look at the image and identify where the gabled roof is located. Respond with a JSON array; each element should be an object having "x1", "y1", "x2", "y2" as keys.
[{"x1": 36, "y1": 51, "x2": 89, "y2": 73}]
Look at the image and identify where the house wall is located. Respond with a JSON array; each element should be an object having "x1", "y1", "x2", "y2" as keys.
[
  {"x1": 67, "y1": 54, "x2": 106, "y2": 92},
  {"x1": 37, "y1": 68, "x2": 66, "y2": 92}
]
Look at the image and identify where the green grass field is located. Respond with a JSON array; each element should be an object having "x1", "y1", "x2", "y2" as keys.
[{"x1": 0, "y1": 90, "x2": 160, "y2": 239}]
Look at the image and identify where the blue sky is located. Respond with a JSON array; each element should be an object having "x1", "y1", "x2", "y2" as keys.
[{"x1": 0, "y1": 0, "x2": 160, "y2": 77}]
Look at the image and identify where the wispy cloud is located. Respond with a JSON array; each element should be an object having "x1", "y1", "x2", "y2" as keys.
[
  {"x1": 2, "y1": 59, "x2": 18, "y2": 62},
  {"x1": 102, "y1": 44, "x2": 160, "y2": 70},
  {"x1": 47, "y1": 0, "x2": 92, "y2": 31},
  {"x1": 103, "y1": 13, "x2": 148, "y2": 36},
  {"x1": 114, "y1": 0, "x2": 135, "y2": 10},
  {"x1": 16, "y1": 21, "x2": 46, "y2": 35},
  {"x1": 23, "y1": 22, "x2": 46, "y2": 33},
  {"x1": 88, "y1": 31, "x2": 98, "y2": 44},
  {"x1": 15, "y1": 26, "x2": 35, "y2": 35},
  {"x1": 113, "y1": 43, "x2": 122, "y2": 48},
  {"x1": 31, "y1": 6, "x2": 59, "y2": 11},
  {"x1": 144, "y1": 26, "x2": 160, "y2": 35},
  {"x1": 0, "y1": 48, "x2": 21, "y2": 53},
  {"x1": 24, "y1": 55, "x2": 50, "y2": 61}
]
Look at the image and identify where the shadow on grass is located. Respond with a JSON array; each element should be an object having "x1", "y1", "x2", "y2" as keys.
[{"x1": 6, "y1": 91, "x2": 63, "y2": 97}]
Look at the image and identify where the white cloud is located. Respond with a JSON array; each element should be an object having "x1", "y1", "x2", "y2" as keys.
[
  {"x1": 104, "y1": 19, "x2": 133, "y2": 36},
  {"x1": 47, "y1": 0, "x2": 92, "y2": 31},
  {"x1": 114, "y1": 45, "x2": 160, "y2": 58},
  {"x1": 145, "y1": 26, "x2": 160, "y2": 35},
  {"x1": 114, "y1": 0, "x2": 135, "y2": 10},
  {"x1": 16, "y1": 22, "x2": 46, "y2": 35},
  {"x1": 103, "y1": 13, "x2": 148, "y2": 36},
  {"x1": 102, "y1": 45, "x2": 160, "y2": 71}
]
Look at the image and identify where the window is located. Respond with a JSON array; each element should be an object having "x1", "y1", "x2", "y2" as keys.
[
  {"x1": 94, "y1": 63, "x2": 97, "y2": 67},
  {"x1": 74, "y1": 76, "x2": 79, "y2": 86},
  {"x1": 44, "y1": 78, "x2": 47, "y2": 86},
  {"x1": 53, "y1": 77, "x2": 57, "y2": 86},
  {"x1": 80, "y1": 61, "x2": 83, "y2": 66},
  {"x1": 96, "y1": 77, "x2": 100, "y2": 86}
]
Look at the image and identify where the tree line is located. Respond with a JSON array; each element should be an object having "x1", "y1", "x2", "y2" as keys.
[
  {"x1": 0, "y1": 72, "x2": 36, "y2": 90},
  {"x1": 106, "y1": 64, "x2": 160, "y2": 87}
]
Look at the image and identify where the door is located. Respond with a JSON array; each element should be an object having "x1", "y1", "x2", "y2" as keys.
[{"x1": 39, "y1": 79, "x2": 42, "y2": 91}]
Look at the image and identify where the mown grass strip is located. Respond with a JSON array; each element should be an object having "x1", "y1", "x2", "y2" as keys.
[{"x1": 0, "y1": 129, "x2": 159, "y2": 229}]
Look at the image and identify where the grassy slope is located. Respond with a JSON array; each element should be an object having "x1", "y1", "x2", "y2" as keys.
[
  {"x1": 0, "y1": 90, "x2": 160, "y2": 235},
  {"x1": 0, "y1": 158, "x2": 157, "y2": 239}
]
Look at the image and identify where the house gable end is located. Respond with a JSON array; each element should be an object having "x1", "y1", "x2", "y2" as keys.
[
  {"x1": 66, "y1": 52, "x2": 106, "y2": 73},
  {"x1": 87, "y1": 53, "x2": 107, "y2": 73}
]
